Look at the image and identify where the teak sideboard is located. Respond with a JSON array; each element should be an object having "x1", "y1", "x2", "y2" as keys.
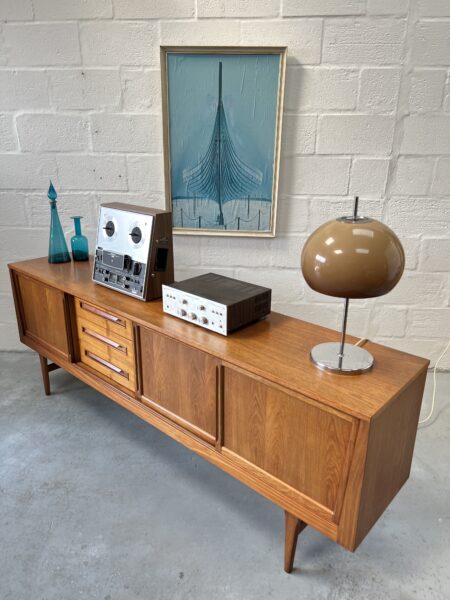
[{"x1": 9, "y1": 257, "x2": 429, "y2": 573}]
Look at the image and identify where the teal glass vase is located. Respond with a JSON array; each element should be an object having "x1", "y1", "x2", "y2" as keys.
[
  {"x1": 48, "y1": 182, "x2": 71, "y2": 264},
  {"x1": 70, "y1": 216, "x2": 89, "y2": 261}
]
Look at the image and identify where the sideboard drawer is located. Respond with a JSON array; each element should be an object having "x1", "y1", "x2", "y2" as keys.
[
  {"x1": 77, "y1": 316, "x2": 134, "y2": 362},
  {"x1": 75, "y1": 297, "x2": 133, "y2": 341},
  {"x1": 79, "y1": 337, "x2": 136, "y2": 392}
]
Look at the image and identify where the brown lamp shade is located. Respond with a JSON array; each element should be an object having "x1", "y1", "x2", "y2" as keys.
[{"x1": 301, "y1": 217, "x2": 405, "y2": 299}]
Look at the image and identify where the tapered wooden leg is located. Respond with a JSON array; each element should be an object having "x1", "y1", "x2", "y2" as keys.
[
  {"x1": 39, "y1": 354, "x2": 51, "y2": 395},
  {"x1": 284, "y1": 511, "x2": 307, "y2": 573}
]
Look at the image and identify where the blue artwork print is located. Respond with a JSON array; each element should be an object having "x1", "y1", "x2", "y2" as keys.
[{"x1": 166, "y1": 52, "x2": 282, "y2": 233}]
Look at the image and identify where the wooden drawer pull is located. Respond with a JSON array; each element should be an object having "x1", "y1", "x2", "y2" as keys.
[
  {"x1": 80, "y1": 301, "x2": 125, "y2": 326},
  {"x1": 82, "y1": 326, "x2": 127, "y2": 353},
  {"x1": 85, "y1": 350, "x2": 129, "y2": 379}
]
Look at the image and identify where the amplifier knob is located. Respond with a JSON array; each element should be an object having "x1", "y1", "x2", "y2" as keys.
[
  {"x1": 201, "y1": 317, "x2": 208, "y2": 325},
  {"x1": 199, "y1": 305, "x2": 206, "y2": 311},
  {"x1": 182, "y1": 299, "x2": 188, "y2": 304},
  {"x1": 189, "y1": 313, "x2": 197, "y2": 321},
  {"x1": 178, "y1": 309, "x2": 187, "y2": 317}
]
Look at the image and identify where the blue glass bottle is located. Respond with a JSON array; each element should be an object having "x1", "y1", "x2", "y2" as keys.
[
  {"x1": 70, "y1": 216, "x2": 89, "y2": 261},
  {"x1": 48, "y1": 182, "x2": 71, "y2": 264}
]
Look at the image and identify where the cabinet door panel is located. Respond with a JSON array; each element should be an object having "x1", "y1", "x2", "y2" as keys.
[
  {"x1": 223, "y1": 366, "x2": 356, "y2": 514},
  {"x1": 14, "y1": 273, "x2": 70, "y2": 360},
  {"x1": 140, "y1": 328, "x2": 219, "y2": 444}
]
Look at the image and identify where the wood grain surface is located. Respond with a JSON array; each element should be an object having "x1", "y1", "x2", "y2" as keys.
[
  {"x1": 7, "y1": 257, "x2": 430, "y2": 561},
  {"x1": 140, "y1": 327, "x2": 219, "y2": 444},
  {"x1": 13, "y1": 271, "x2": 71, "y2": 360},
  {"x1": 223, "y1": 365, "x2": 355, "y2": 512},
  {"x1": 8, "y1": 257, "x2": 429, "y2": 420}
]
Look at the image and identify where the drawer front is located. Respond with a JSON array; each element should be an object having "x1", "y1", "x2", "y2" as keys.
[
  {"x1": 77, "y1": 317, "x2": 134, "y2": 365},
  {"x1": 79, "y1": 338, "x2": 136, "y2": 391},
  {"x1": 75, "y1": 298, "x2": 133, "y2": 341}
]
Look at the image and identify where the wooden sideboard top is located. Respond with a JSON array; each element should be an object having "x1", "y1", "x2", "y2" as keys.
[{"x1": 9, "y1": 257, "x2": 429, "y2": 421}]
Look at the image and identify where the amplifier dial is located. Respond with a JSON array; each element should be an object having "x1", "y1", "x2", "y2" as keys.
[
  {"x1": 178, "y1": 309, "x2": 187, "y2": 317},
  {"x1": 189, "y1": 313, "x2": 197, "y2": 321},
  {"x1": 201, "y1": 316, "x2": 208, "y2": 324}
]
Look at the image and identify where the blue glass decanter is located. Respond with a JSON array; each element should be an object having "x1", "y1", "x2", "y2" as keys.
[
  {"x1": 70, "y1": 216, "x2": 89, "y2": 261},
  {"x1": 48, "y1": 182, "x2": 71, "y2": 264}
]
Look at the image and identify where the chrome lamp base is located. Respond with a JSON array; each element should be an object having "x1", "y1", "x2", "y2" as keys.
[{"x1": 310, "y1": 342, "x2": 374, "y2": 374}]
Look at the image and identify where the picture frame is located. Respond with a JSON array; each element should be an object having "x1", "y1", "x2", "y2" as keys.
[{"x1": 160, "y1": 46, "x2": 287, "y2": 237}]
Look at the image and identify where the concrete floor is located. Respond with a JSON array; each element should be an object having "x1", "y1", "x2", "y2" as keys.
[{"x1": 1, "y1": 352, "x2": 449, "y2": 600}]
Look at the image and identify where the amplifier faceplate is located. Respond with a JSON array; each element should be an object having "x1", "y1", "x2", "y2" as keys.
[
  {"x1": 163, "y1": 287, "x2": 227, "y2": 335},
  {"x1": 162, "y1": 273, "x2": 271, "y2": 336}
]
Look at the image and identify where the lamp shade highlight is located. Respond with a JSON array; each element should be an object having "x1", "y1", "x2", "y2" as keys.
[{"x1": 301, "y1": 217, "x2": 405, "y2": 299}]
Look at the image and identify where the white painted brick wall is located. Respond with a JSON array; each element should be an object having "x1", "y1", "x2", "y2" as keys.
[
  {"x1": 199, "y1": 0, "x2": 279, "y2": 19},
  {"x1": 417, "y1": 0, "x2": 450, "y2": 17},
  {"x1": 90, "y1": 114, "x2": 161, "y2": 153},
  {"x1": 285, "y1": 67, "x2": 358, "y2": 111},
  {"x1": 391, "y1": 157, "x2": 434, "y2": 196},
  {"x1": 0, "y1": 115, "x2": 17, "y2": 152},
  {"x1": 80, "y1": 22, "x2": 159, "y2": 66},
  {"x1": 241, "y1": 20, "x2": 322, "y2": 63},
  {"x1": 317, "y1": 115, "x2": 395, "y2": 154},
  {"x1": 401, "y1": 115, "x2": 450, "y2": 154},
  {"x1": 432, "y1": 159, "x2": 450, "y2": 195},
  {"x1": 358, "y1": 68, "x2": 401, "y2": 113},
  {"x1": 0, "y1": 0, "x2": 33, "y2": 21},
  {"x1": 0, "y1": 71, "x2": 49, "y2": 110},
  {"x1": 115, "y1": 0, "x2": 195, "y2": 19},
  {"x1": 408, "y1": 69, "x2": 447, "y2": 113},
  {"x1": 282, "y1": 0, "x2": 365, "y2": 17},
  {"x1": 3, "y1": 23, "x2": 81, "y2": 66},
  {"x1": 17, "y1": 114, "x2": 89, "y2": 152},
  {"x1": 367, "y1": 0, "x2": 409, "y2": 16},
  {"x1": 412, "y1": 21, "x2": 450, "y2": 66},
  {"x1": 33, "y1": 0, "x2": 113, "y2": 20},
  {"x1": 0, "y1": 0, "x2": 449, "y2": 369},
  {"x1": 322, "y1": 18, "x2": 406, "y2": 64},
  {"x1": 49, "y1": 70, "x2": 122, "y2": 110},
  {"x1": 349, "y1": 159, "x2": 389, "y2": 197}
]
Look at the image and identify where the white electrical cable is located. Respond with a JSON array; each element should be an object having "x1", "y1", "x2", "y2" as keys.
[
  {"x1": 352, "y1": 337, "x2": 449, "y2": 426},
  {"x1": 419, "y1": 339, "x2": 450, "y2": 426}
]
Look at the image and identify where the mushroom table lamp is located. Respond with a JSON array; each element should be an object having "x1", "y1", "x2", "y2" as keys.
[{"x1": 301, "y1": 197, "x2": 405, "y2": 374}]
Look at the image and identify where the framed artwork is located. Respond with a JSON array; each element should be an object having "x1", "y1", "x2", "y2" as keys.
[{"x1": 160, "y1": 46, "x2": 287, "y2": 237}]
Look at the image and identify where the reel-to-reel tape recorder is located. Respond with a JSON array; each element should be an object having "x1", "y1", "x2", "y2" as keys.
[{"x1": 93, "y1": 203, "x2": 174, "y2": 301}]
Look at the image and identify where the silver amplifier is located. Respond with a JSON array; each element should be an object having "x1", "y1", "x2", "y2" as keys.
[{"x1": 162, "y1": 273, "x2": 271, "y2": 335}]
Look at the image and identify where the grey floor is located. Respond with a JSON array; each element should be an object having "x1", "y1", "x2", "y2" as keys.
[{"x1": 1, "y1": 353, "x2": 449, "y2": 600}]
